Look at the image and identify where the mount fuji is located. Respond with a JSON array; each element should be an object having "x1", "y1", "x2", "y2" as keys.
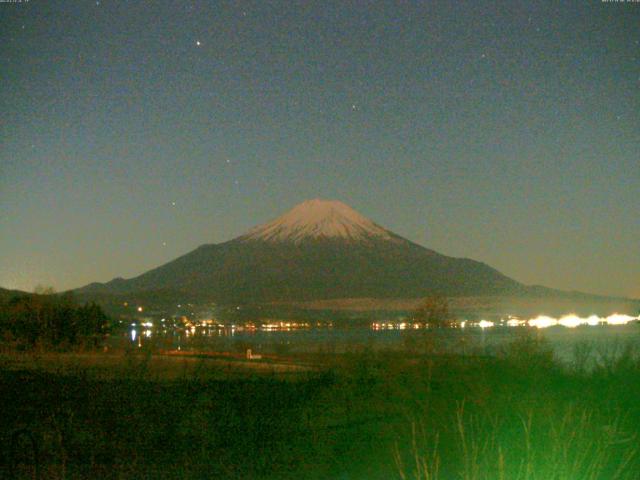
[{"x1": 77, "y1": 199, "x2": 526, "y2": 303}]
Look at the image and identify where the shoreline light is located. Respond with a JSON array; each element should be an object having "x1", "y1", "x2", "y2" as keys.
[
  {"x1": 368, "y1": 313, "x2": 638, "y2": 331},
  {"x1": 606, "y1": 313, "x2": 636, "y2": 325},
  {"x1": 528, "y1": 315, "x2": 557, "y2": 329},
  {"x1": 527, "y1": 313, "x2": 638, "y2": 329}
]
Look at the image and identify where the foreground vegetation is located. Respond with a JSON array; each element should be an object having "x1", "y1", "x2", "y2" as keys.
[
  {"x1": 0, "y1": 290, "x2": 109, "y2": 349},
  {"x1": 1, "y1": 333, "x2": 639, "y2": 479}
]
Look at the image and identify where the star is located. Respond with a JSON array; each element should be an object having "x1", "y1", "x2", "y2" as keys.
[
  {"x1": 171, "y1": 201, "x2": 176, "y2": 206},
  {"x1": 196, "y1": 40, "x2": 201, "y2": 47},
  {"x1": 351, "y1": 104, "x2": 358, "y2": 111}
]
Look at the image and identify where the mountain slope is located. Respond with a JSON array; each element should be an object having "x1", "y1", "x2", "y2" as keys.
[
  {"x1": 77, "y1": 199, "x2": 524, "y2": 303},
  {"x1": 0, "y1": 287, "x2": 33, "y2": 303}
]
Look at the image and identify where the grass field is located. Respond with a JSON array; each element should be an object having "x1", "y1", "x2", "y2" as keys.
[{"x1": 1, "y1": 333, "x2": 639, "y2": 479}]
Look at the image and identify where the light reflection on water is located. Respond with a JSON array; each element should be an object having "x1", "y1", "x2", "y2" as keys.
[{"x1": 118, "y1": 314, "x2": 640, "y2": 365}]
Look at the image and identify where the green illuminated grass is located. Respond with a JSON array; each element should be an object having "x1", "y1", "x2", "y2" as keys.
[{"x1": 0, "y1": 334, "x2": 639, "y2": 479}]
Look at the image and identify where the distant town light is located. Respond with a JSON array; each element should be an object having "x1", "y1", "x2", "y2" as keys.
[
  {"x1": 586, "y1": 315, "x2": 601, "y2": 326},
  {"x1": 606, "y1": 313, "x2": 636, "y2": 325},
  {"x1": 528, "y1": 315, "x2": 557, "y2": 329},
  {"x1": 558, "y1": 314, "x2": 583, "y2": 328}
]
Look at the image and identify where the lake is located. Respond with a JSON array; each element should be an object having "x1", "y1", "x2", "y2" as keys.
[{"x1": 121, "y1": 316, "x2": 640, "y2": 366}]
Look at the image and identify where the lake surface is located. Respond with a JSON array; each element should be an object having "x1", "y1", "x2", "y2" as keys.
[{"x1": 121, "y1": 320, "x2": 640, "y2": 365}]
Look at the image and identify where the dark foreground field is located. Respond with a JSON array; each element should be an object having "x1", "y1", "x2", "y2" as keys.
[{"x1": 1, "y1": 335, "x2": 639, "y2": 479}]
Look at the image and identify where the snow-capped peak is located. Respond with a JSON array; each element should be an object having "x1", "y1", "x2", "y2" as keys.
[{"x1": 237, "y1": 199, "x2": 396, "y2": 243}]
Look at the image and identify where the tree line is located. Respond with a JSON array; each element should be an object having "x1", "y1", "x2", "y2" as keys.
[{"x1": 0, "y1": 289, "x2": 110, "y2": 348}]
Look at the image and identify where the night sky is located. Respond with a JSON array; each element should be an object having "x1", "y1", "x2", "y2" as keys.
[{"x1": 1, "y1": 1, "x2": 638, "y2": 298}]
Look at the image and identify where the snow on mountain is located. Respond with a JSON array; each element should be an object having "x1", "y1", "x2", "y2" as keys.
[{"x1": 237, "y1": 199, "x2": 397, "y2": 243}]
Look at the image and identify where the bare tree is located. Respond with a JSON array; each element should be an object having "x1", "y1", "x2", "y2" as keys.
[
  {"x1": 33, "y1": 285, "x2": 56, "y2": 295},
  {"x1": 414, "y1": 295, "x2": 452, "y2": 328}
]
